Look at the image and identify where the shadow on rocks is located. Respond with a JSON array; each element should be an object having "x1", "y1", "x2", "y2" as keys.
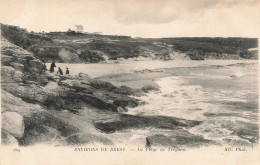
[{"x1": 19, "y1": 112, "x2": 79, "y2": 146}]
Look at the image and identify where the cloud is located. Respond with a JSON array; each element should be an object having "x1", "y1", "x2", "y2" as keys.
[
  {"x1": 223, "y1": 0, "x2": 259, "y2": 6},
  {"x1": 113, "y1": 0, "x2": 260, "y2": 24},
  {"x1": 113, "y1": 0, "x2": 181, "y2": 24},
  {"x1": 0, "y1": 0, "x2": 259, "y2": 37}
]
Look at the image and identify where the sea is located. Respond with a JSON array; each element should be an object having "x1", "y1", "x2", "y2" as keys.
[{"x1": 46, "y1": 60, "x2": 258, "y2": 146}]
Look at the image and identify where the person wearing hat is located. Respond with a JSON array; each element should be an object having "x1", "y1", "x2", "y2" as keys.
[
  {"x1": 50, "y1": 61, "x2": 56, "y2": 73},
  {"x1": 57, "y1": 67, "x2": 63, "y2": 75},
  {"x1": 66, "y1": 67, "x2": 70, "y2": 74}
]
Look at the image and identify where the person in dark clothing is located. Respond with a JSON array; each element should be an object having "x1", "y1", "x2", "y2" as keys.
[
  {"x1": 43, "y1": 60, "x2": 47, "y2": 72},
  {"x1": 145, "y1": 137, "x2": 151, "y2": 148},
  {"x1": 57, "y1": 67, "x2": 63, "y2": 75},
  {"x1": 50, "y1": 61, "x2": 56, "y2": 72},
  {"x1": 66, "y1": 67, "x2": 70, "y2": 74}
]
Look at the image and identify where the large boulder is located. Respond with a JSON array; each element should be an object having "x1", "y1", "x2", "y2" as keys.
[
  {"x1": 1, "y1": 66, "x2": 15, "y2": 82},
  {"x1": 1, "y1": 55, "x2": 14, "y2": 65},
  {"x1": 17, "y1": 57, "x2": 27, "y2": 65},
  {"x1": 45, "y1": 72, "x2": 60, "y2": 81},
  {"x1": 2, "y1": 83, "x2": 49, "y2": 106},
  {"x1": 20, "y1": 125, "x2": 64, "y2": 146},
  {"x1": 94, "y1": 114, "x2": 202, "y2": 133},
  {"x1": 81, "y1": 94, "x2": 118, "y2": 112},
  {"x1": 77, "y1": 73, "x2": 91, "y2": 80},
  {"x1": 10, "y1": 62, "x2": 24, "y2": 71},
  {"x1": 1, "y1": 90, "x2": 43, "y2": 116},
  {"x1": 58, "y1": 79, "x2": 94, "y2": 94},
  {"x1": 29, "y1": 59, "x2": 44, "y2": 69},
  {"x1": 1, "y1": 129, "x2": 19, "y2": 145},
  {"x1": 43, "y1": 81, "x2": 60, "y2": 91},
  {"x1": 89, "y1": 79, "x2": 116, "y2": 91},
  {"x1": 58, "y1": 79, "x2": 81, "y2": 88},
  {"x1": 19, "y1": 112, "x2": 79, "y2": 146},
  {"x1": 21, "y1": 57, "x2": 45, "y2": 75},
  {"x1": 59, "y1": 74, "x2": 75, "y2": 81},
  {"x1": 112, "y1": 86, "x2": 143, "y2": 96},
  {"x1": 14, "y1": 70, "x2": 23, "y2": 82},
  {"x1": 141, "y1": 84, "x2": 160, "y2": 93},
  {"x1": 113, "y1": 97, "x2": 139, "y2": 108},
  {"x1": 1, "y1": 48, "x2": 17, "y2": 56},
  {"x1": 2, "y1": 112, "x2": 25, "y2": 139},
  {"x1": 1, "y1": 91, "x2": 23, "y2": 113},
  {"x1": 146, "y1": 130, "x2": 214, "y2": 148},
  {"x1": 1, "y1": 66, "x2": 23, "y2": 82}
]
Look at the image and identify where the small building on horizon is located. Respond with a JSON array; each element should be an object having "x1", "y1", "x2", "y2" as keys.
[{"x1": 75, "y1": 25, "x2": 84, "y2": 33}]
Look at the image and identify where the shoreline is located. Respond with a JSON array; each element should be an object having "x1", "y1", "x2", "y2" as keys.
[
  {"x1": 97, "y1": 60, "x2": 258, "y2": 89},
  {"x1": 46, "y1": 60, "x2": 258, "y2": 79}
]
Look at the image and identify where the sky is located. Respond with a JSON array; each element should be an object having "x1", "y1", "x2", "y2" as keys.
[{"x1": 0, "y1": 0, "x2": 260, "y2": 38}]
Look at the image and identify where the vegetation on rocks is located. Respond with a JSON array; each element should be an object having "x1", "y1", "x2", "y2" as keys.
[
  {"x1": 1, "y1": 32, "x2": 208, "y2": 147},
  {"x1": 1, "y1": 33, "x2": 207, "y2": 147},
  {"x1": 1, "y1": 24, "x2": 258, "y2": 63}
]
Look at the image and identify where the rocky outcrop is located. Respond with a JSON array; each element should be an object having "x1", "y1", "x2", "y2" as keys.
[
  {"x1": 1, "y1": 32, "x2": 208, "y2": 148},
  {"x1": 2, "y1": 83, "x2": 50, "y2": 105},
  {"x1": 112, "y1": 86, "x2": 143, "y2": 96},
  {"x1": 141, "y1": 84, "x2": 160, "y2": 93},
  {"x1": 113, "y1": 97, "x2": 139, "y2": 108},
  {"x1": 1, "y1": 66, "x2": 23, "y2": 83},
  {"x1": 1, "y1": 55, "x2": 13, "y2": 65},
  {"x1": 10, "y1": 62, "x2": 24, "y2": 71},
  {"x1": 146, "y1": 130, "x2": 215, "y2": 148},
  {"x1": 94, "y1": 114, "x2": 202, "y2": 133},
  {"x1": 1, "y1": 36, "x2": 141, "y2": 113},
  {"x1": 1, "y1": 90, "x2": 44, "y2": 116},
  {"x1": 1, "y1": 129, "x2": 19, "y2": 146},
  {"x1": 2, "y1": 70, "x2": 141, "y2": 113},
  {"x1": 1, "y1": 66, "x2": 15, "y2": 82},
  {"x1": 18, "y1": 111, "x2": 114, "y2": 146},
  {"x1": 1, "y1": 82, "x2": 114, "y2": 146},
  {"x1": 2, "y1": 112, "x2": 25, "y2": 139},
  {"x1": 77, "y1": 72, "x2": 92, "y2": 80},
  {"x1": 55, "y1": 76, "x2": 141, "y2": 112},
  {"x1": 19, "y1": 112, "x2": 79, "y2": 146},
  {"x1": 1, "y1": 36, "x2": 46, "y2": 85},
  {"x1": 89, "y1": 79, "x2": 117, "y2": 91}
]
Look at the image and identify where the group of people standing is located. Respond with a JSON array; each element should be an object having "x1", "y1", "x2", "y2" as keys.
[{"x1": 49, "y1": 61, "x2": 70, "y2": 75}]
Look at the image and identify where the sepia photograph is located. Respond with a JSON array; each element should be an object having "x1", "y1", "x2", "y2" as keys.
[{"x1": 0, "y1": 0, "x2": 259, "y2": 165}]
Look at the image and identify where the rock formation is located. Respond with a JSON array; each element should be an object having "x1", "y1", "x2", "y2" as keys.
[{"x1": 1, "y1": 31, "x2": 211, "y2": 147}]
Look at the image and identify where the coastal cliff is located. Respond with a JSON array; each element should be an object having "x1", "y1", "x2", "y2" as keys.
[
  {"x1": 1, "y1": 23, "x2": 257, "y2": 147},
  {"x1": 1, "y1": 24, "x2": 258, "y2": 63},
  {"x1": 1, "y1": 33, "x2": 209, "y2": 147}
]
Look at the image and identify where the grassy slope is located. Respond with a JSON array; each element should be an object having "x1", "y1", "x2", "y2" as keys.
[
  {"x1": 1, "y1": 23, "x2": 258, "y2": 62},
  {"x1": 159, "y1": 37, "x2": 257, "y2": 54}
]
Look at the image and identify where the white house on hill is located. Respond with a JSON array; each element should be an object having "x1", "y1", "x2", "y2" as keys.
[{"x1": 75, "y1": 25, "x2": 83, "y2": 33}]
